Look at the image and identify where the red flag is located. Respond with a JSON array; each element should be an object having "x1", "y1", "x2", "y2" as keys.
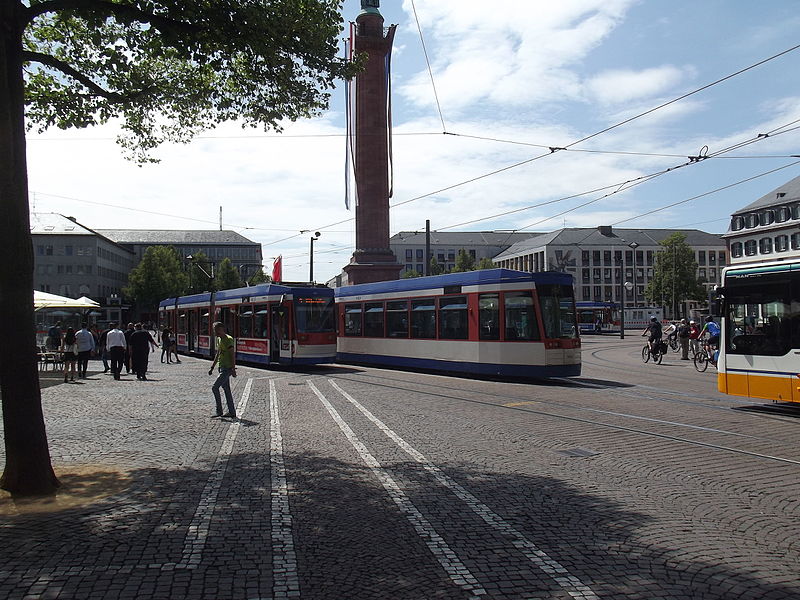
[{"x1": 272, "y1": 255, "x2": 282, "y2": 282}]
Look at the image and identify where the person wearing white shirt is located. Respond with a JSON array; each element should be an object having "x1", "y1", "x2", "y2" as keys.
[
  {"x1": 106, "y1": 323, "x2": 127, "y2": 380},
  {"x1": 75, "y1": 322, "x2": 96, "y2": 379}
]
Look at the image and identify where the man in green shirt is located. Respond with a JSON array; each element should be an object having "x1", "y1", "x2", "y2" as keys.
[{"x1": 208, "y1": 321, "x2": 237, "y2": 418}]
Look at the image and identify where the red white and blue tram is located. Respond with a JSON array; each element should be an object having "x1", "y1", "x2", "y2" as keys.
[
  {"x1": 335, "y1": 269, "x2": 581, "y2": 378},
  {"x1": 158, "y1": 283, "x2": 337, "y2": 366}
]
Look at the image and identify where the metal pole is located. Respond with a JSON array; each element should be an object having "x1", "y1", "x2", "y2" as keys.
[
  {"x1": 619, "y1": 257, "x2": 625, "y2": 339},
  {"x1": 632, "y1": 250, "x2": 636, "y2": 308},
  {"x1": 309, "y1": 236, "x2": 314, "y2": 282},
  {"x1": 672, "y1": 243, "x2": 677, "y2": 319},
  {"x1": 425, "y1": 219, "x2": 431, "y2": 276}
]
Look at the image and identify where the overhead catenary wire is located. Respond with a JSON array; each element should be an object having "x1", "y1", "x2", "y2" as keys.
[{"x1": 411, "y1": 0, "x2": 447, "y2": 133}]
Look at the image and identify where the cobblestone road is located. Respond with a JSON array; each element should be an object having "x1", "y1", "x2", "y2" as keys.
[{"x1": 1, "y1": 337, "x2": 799, "y2": 599}]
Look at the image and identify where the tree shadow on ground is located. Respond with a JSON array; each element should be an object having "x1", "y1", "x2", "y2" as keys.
[{"x1": 0, "y1": 452, "x2": 795, "y2": 600}]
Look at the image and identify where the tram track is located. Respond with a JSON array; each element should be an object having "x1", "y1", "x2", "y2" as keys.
[{"x1": 330, "y1": 371, "x2": 800, "y2": 467}]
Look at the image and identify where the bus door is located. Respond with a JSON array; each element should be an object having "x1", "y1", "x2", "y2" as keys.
[
  {"x1": 187, "y1": 309, "x2": 196, "y2": 352},
  {"x1": 270, "y1": 303, "x2": 293, "y2": 363}
]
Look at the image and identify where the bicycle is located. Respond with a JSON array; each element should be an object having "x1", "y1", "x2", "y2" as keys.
[
  {"x1": 641, "y1": 340, "x2": 663, "y2": 365},
  {"x1": 693, "y1": 343, "x2": 717, "y2": 372},
  {"x1": 667, "y1": 335, "x2": 680, "y2": 353}
]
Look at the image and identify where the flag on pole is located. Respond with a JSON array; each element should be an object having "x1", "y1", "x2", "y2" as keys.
[{"x1": 272, "y1": 256, "x2": 283, "y2": 283}]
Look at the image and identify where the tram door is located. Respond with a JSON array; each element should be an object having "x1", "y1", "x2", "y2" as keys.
[
  {"x1": 270, "y1": 303, "x2": 292, "y2": 363},
  {"x1": 187, "y1": 309, "x2": 196, "y2": 352}
]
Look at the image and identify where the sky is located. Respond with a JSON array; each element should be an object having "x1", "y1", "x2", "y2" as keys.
[{"x1": 25, "y1": 0, "x2": 800, "y2": 283}]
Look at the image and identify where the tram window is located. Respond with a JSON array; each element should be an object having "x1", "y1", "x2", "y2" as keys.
[
  {"x1": 438, "y1": 296, "x2": 468, "y2": 340},
  {"x1": 295, "y1": 297, "x2": 335, "y2": 332},
  {"x1": 730, "y1": 215, "x2": 744, "y2": 231},
  {"x1": 504, "y1": 292, "x2": 539, "y2": 341},
  {"x1": 744, "y1": 213, "x2": 758, "y2": 228},
  {"x1": 776, "y1": 206, "x2": 791, "y2": 223},
  {"x1": 200, "y1": 311, "x2": 210, "y2": 336},
  {"x1": 239, "y1": 305, "x2": 253, "y2": 338},
  {"x1": 254, "y1": 304, "x2": 268, "y2": 338},
  {"x1": 386, "y1": 300, "x2": 409, "y2": 338},
  {"x1": 759, "y1": 237, "x2": 773, "y2": 255},
  {"x1": 364, "y1": 302, "x2": 385, "y2": 337},
  {"x1": 177, "y1": 311, "x2": 187, "y2": 334},
  {"x1": 218, "y1": 307, "x2": 234, "y2": 336},
  {"x1": 726, "y1": 276, "x2": 794, "y2": 356},
  {"x1": 537, "y1": 284, "x2": 578, "y2": 339},
  {"x1": 775, "y1": 235, "x2": 789, "y2": 252},
  {"x1": 744, "y1": 240, "x2": 757, "y2": 256},
  {"x1": 411, "y1": 299, "x2": 436, "y2": 339},
  {"x1": 759, "y1": 210, "x2": 775, "y2": 226},
  {"x1": 731, "y1": 243, "x2": 743, "y2": 258},
  {"x1": 478, "y1": 294, "x2": 500, "y2": 340},
  {"x1": 791, "y1": 233, "x2": 800, "y2": 250},
  {"x1": 344, "y1": 304, "x2": 363, "y2": 337}
]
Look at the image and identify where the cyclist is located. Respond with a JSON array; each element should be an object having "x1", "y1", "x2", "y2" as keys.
[
  {"x1": 641, "y1": 316, "x2": 662, "y2": 356},
  {"x1": 699, "y1": 316, "x2": 721, "y2": 359},
  {"x1": 688, "y1": 320, "x2": 701, "y2": 355}
]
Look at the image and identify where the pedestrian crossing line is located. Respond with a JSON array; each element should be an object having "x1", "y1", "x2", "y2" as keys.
[
  {"x1": 269, "y1": 378, "x2": 301, "y2": 599},
  {"x1": 307, "y1": 382, "x2": 488, "y2": 600},
  {"x1": 328, "y1": 379, "x2": 600, "y2": 600},
  {"x1": 175, "y1": 377, "x2": 254, "y2": 570}
]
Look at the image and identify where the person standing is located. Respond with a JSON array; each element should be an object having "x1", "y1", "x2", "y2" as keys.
[
  {"x1": 208, "y1": 321, "x2": 237, "y2": 418},
  {"x1": 123, "y1": 322, "x2": 135, "y2": 374},
  {"x1": 47, "y1": 321, "x2": 63, "y2": 351},
  {"x1": 689, "y1": 320, "x2": 701, "y2": 356},
  {"x1": 677, "y1": 318, "x2": 691, "y2": 360},
  {"x1": 75, "y1": 321, "x2": 96, "y2": 378},
  {"x1": 161, "y1": 327, "x2": 172, "y2": 363},
  {"x1": 98, "y1": 326, "x2": 110, "y2": 373},
  {"x1": 129, "y1": 323, "x2": 158, "y2": 380},
  {"x1": 61, "y1": 327, "x2": 78, "y2": 383},
  {"x1": 106, "y1": 322, "x2": 127, "y2": 380}
]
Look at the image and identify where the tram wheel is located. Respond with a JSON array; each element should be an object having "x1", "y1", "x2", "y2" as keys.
[
  {"x1": 641, "y1": 346, "x2": 651, "y2": 363},
  {"x1": 693, "y1": 353, "x2": 708, "y2": 372}
]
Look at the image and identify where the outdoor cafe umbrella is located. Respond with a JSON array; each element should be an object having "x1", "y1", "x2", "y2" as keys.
[{"x1": 33, "y1": 291, "x2": 100, "y2": 311}]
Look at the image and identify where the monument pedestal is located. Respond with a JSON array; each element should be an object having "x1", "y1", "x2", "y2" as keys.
[{"x1": 344, "y1": 249, "x2": 403, "y2": 286}]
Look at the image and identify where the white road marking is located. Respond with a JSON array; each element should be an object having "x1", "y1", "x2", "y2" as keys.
[
  {"x1": 270, "y1": 378, "x2": 300, "y2": 599},
  {"x1": 329, "y1": 379, "x2": 600, "y2": 600},
  {"x1": 176, "y1": 377, "x2": 253, "y2": 570},
  {"x1": 307, "y1": 382, "x2": 487, "y2": 599}
]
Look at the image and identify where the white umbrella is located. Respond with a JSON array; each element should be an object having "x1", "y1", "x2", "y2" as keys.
[{"x1": 34, "y1": 291, "x2": 100, "y2": 311}]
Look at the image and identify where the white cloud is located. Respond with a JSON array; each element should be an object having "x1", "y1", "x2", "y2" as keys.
[{"x1": 586, "y1": 65, "x2": 693, "y2": 105}]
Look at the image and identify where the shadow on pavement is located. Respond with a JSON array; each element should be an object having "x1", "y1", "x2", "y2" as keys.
[{"x1": 0, "y1": 452, "x2": 795, "y2": 599}]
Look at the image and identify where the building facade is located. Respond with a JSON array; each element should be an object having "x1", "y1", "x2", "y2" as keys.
[
  {"x1": 493, "y1": 226, "x2": 726, "y2": 313},
  {"x1": 724, "y1": 174, "x2": 800, "y2": 265},
  {"x1": 390, "y1": 231, "x2": 539, "y2": 275}
]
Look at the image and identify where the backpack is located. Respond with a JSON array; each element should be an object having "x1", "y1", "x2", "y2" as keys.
[{"x1": 707, "y1": 321, "x2": 720, "y2": 336}]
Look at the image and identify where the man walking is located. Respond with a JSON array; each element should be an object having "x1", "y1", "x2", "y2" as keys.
[
  {"x1": 677, "y1": 318, "x2": 691, "y2": 360},
  {"x1": 208, "y1": 321, "x2": 237, "y2": 419},
  {"x1": 106, "y1": 322, "x2": 127, "y2": 380},
  {"x1": 123, "y1": 322, "x2": 135, "y2": 374},
  {"x1": 75, "y1": 321, "x2": 96, "y2": 378},
  {"x1": 98, "y1": 325, "x2": 110, "y2": 373},
  {"x1": 129, "y1": 323, "x2": 158, "y2": 380}
]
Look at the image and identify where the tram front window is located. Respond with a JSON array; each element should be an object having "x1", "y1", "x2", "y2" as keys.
[
  {"x1": 538, "y1": 284, "x2": 578, "y2": 339},
  {"x1": 725, "y1": 274, "x2": 798, "y2": 356},
  {"x1": 295, "y1": 297, "x2": 335, "y2": 333}
]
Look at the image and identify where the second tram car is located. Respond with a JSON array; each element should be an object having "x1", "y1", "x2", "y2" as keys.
[
  {"x1": 335, "y1": 269, "x2": 581, "y2": 377},
  {"x1": 159, "y1": 283, "x2": 336, "y2": 366}
]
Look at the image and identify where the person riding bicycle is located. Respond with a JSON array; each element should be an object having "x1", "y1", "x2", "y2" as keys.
[
  {"x1": 699, "y1": 315, "x2": 721, "y2": 355},
  {"x1": 642, "y1": 316, "x2": 662, "y2": 354}
]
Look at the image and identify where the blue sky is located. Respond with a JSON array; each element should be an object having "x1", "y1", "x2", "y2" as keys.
[{"x1": 26, "y1": 0, "x2": 800, "y2": 282}]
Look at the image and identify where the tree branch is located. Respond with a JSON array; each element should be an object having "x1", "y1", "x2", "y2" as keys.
[
  {"x1": 22, "y1": 50, "x2": 150, "y2": 103},
  {"x1": 23, "y1": 0, "x2": 201, "y2": 37}
]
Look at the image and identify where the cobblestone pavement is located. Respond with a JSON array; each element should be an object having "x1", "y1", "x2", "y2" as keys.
[{"x1": 1, "y1": 338, "x2": 799, "y2": 599}]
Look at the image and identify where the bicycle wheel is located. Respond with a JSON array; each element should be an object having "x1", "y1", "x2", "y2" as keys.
[
  {"x1": 693, "y1": 353, "x2": 708, "y2": 372},
  {"x1": 641, "y1": 345, "x2": 651, "y2": 363},
  {"x1": 670, "y1": 339, "x2": 680, "y2": 353},
  {"x1": 654, "y1": 348, "x2": 663, "y2": 364}
]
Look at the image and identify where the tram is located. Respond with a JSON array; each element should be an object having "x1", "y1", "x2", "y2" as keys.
[
  {"x1": 576, "y1": 301, "x2": 617, "y2": 334},
  {"x1": 335, "y1": 269, "x2": 581, "y2": 377},
  {"x1": 717, "y1": 258, "x2": 800, "y2": 403},
  {"x1": 158, "y1": 283, "x2": 337, "y2": 366}
]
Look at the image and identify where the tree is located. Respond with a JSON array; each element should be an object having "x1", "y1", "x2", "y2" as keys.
[
  {"x1": 401, "y1": 269, "x2": 422, "y2": 279},
  {"x1": 428, "y1": 257, "x2": 445, "y2": 275},
  {"x1": 477, "y1": 257, "x2": 495, "y2": 270},
  {"x1": 186, "y1": 250, "x2": 213, "y2": 294},
  {"x1": 124, "y1": 245, "x2": 189, "y2": 312},
  {"x1": 214, "y1": 258, "x2": 243, "y2": 291},
  {"x1": 452, "y1": 248, "x2": 476, "y2": 273},
  {"x1": 247, "y1": 267, "x2": 270, "y2": 286},
  {"x1": 645, "y1": 233, "x2": 707, "y2": 317},
  {"x1": 1, "y1": 0, "x2": 357, "y2": 495}
]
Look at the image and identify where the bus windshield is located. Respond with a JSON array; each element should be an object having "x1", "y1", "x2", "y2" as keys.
[
  {"x1": 537, "y1": 283, "x2": 579, "y2": 339},
  {"x1": 295, "y1": 297, "x2": 335, "y2": 333}
]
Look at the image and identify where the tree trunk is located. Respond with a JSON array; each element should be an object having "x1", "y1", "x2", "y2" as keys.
[{"x1": 0, "y1": 2, "x2": 59, "y2": 495}]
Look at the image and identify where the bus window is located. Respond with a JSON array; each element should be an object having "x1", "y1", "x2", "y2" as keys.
[
  {"x1": 296, "y1": 297, "x2": 335, "y2": 332},
  {"x1": 537, "y1": 284, "x2": 578, "y2": 339},
  {"x1": 726, "y1": 275, "x2": 793, "y2": 356},
  {"x1": 239, "y1": 304, "x2": 253, "y2": 338},
  {"x1": 386, "y1": 300, "x2": 409, "y2": 338},
  {"x1": 505, "y1": 292, "x2": 539, "y2": 341},
  {"x1": 438, "y1": 296, "x2": 468, "y2": 340},
  {"x1": 254, "y1": 304, "x2": 269, "y2": 338},
  {"x1": 478, "y1": 294, "x2": 500, "y2": 340},
  {"x1": 411, "y1": 299, "x2": 436, "y2": 339},
  {"x1": 364, "y1": 302, "x2": 385, "y2": 337},
  {"x1": 344, "y1": 304, "x2": 363, "y2": 336}
]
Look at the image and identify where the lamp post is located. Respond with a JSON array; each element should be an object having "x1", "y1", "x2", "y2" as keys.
[
  {"x1": 186, "y1": 254, "x2": 214, "y2": 282},
  {"x1": 309, "y1": 231, "x2": 321, "y2": 282},
  {"x1": 628, "y1": 241, "x2": 639, "y2": 308},
  {"x1": 622, "y1": 281, "x2": 633, "y2": 338}
]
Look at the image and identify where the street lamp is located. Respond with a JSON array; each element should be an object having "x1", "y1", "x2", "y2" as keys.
[
  {"x1": 622, "y1": 281, "x2": 633, "y2": 339},
  {"x1": 309, "y1": 231, "x2": 321, "y2": 282},
  {"x1": 186, "y1": 255, "x2": 214, "y2": 280},
  {"x1": 628, "y1": 241, "x2": 639, "y2": 308}
]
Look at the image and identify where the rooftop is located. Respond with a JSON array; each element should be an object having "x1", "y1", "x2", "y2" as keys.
[
  {"x1": 731, "y1": 174, "x2": 800, "y2": 215},
  {"x1": 390, "y1": 231, "x2": 540, "y2": 246},
  {"x1": 30, "y1": 213, "x2": 96, "y2": 236},
  {"x1": 95, "y1": 229, "x2": 258, "y2": 245}
]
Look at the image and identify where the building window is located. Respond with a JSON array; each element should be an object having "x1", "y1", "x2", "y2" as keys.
[
  {"x1": 603, "y1": 268, "x2": 611, "y2": 282},
  {"x1": 699, "y1": 268, "x2": 707, "y2": 281},
  {"x1": 775, "y1": 235, "x2": 789, "y2": 252},
  {"x1": 730, "y1": 215, "x2": 744, "y2": 231},
  {"x1": 759, "y1": 237, "x2": 773, "y2": 254},
  {"x1": 468, "y1": 249, "x2": 476, "y2": 259},
  {"x1": 709, "y1": 268, "x2": 717, "y2": 280},
  {"x1": 65, "y1": 265, "x2": 72, "y2": 274},
  {"x1": 405, "y1": 249, "x2": 413, "y2": 260},
  {"x1": 592, "y1": 250, "x2": 601, "y2": 265},
  {"x1": 437, "y1": 253, "x2": 445, "y2": 262},
  {"x1": 45, "y1": 245, "x2": 53, "y2": 256},
  {"x1": 581, "y1": 250, "x2": 590, "y2": 265},
  {"x1": 581, "y1": 268, "x2": 590, "y2": 282},
  {"x1": 447, "y1": 252, "x2": 455, "y2": 262},
  {"x1": 405, "y1": 263, "x2": 413, "y2": 272},
  {"x1": 709, "y1": 251, "x2": 716, "y2": 266},
  {"x1": 719, "y1": 251, "x2": 726, "y2": 265},
  {"x1": 776, "y1": 206, "x2": 791, "y2": 223},
  {"x1": 698, "y1": 251, "x2": 706, "y2": 265},
  {"x1": 57, "y1": 265, "x2": 64, "y2": 274},
  {"x1": 744, "y1": 213, "x2": 758, "y2": 228},
  {"x1": 64, "y1": 245, "x2": 73, "y2": 256},
  {"x1": 759, "y1": 210, "x2": 775, "y2": 226},
  {"x1": 594, "y1": 286, "x2": 602, "y2": 299},
  {"x1": 603, "y1": 250, "x2": 611, "y2": 265},
  {"x1": 416, "y1": 249, "x2": 424, "y2": 260},
  {"x1": 635, "y1": 250, "x2": 643, "y2": 265},
  {"x1": 625, "y1": 250, "x2": 633, "y2": 263},
  {"x1": 582, "y1": 287, "x2": 591, "y2": 301},
  {"x1": 592, "y1": 268, "x2": 601, "y2": 281},
  {"x1": 614, "y1": 250, "x2": 622, "y2": 263},
  {"x1": 604, "y1": 286, "x2": 613, "y2": 300},
  {"x1": 415, "y1": 264, "x2": 423, "y2": 274},
  {"x1": 792, "y1": 204, "x2": 800, "y2": 220},
  {"x1": 744, "y1": 239, "x2": 757, "y2": 256},
  {"x1": 792, "y1": 233, "x2": 800, "y2": 250},
  {"x1": 646, "y1": 251, "x2": 653, "y2": 266}
]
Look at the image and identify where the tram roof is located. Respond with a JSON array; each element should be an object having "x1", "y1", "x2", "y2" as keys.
[
  {"x1": 214, "y1": 283, "x2": 333, "y2": 301},
  {"x1": 336, "y1": 269, "x2": 573, "y2": 298}
]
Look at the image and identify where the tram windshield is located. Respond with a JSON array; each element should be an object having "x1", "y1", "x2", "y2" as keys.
[
  {"x1": 538, "y1": 283, "x2": 578, "y2": 339},
  {"x1": 295, "y1": 297, "x2": 335, "y2": 333},
  {"x1": 725, "y1": 273, "x2": 799, "y2": 356}
]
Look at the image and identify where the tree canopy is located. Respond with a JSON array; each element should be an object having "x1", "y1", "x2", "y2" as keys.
[
  {"x1": 452, "y1": 249, "x2": 476, "y2": 273},
  {"x1": 247, "y1": 267, "x2": 270, "y2": 286},
  {"x1": 123, "y1": 245, "x2": 188, "y2": 310},
  {"x1": 214, "y1": 257, "x2": 243, "y2": 291},
  {"x1": 645, "y1": 232, "x2": 707, "y2": 316}
]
